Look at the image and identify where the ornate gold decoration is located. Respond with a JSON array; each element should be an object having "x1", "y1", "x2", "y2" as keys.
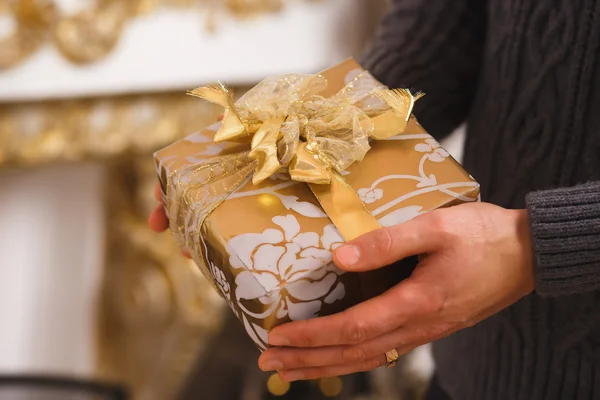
[
  {"x1": 0, "y1": 0, "x2": 322, "y2": 69},
  {"x1": 99, "y1": 155, "x2": 227, "y2": 400},
  {"x1": 0, "y1": 90, "x2": 230, "y2": 167}
]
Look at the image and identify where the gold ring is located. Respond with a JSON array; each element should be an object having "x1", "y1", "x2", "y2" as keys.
[{"x1": 385, "y1": 349, "x2": 399, "y2": 368}]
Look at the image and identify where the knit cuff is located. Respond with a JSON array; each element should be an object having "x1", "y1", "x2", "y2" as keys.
[{"x1": 526, "y1": 182, "x2": 600, "y2": 297}]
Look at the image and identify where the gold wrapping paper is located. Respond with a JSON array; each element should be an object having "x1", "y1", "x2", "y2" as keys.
[{"x1": 155, "y1": 59, "x2": 480, "y2": 350}]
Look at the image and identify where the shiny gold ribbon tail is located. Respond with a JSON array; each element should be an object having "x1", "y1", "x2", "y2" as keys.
[{"x1": 308, "y1": 171, "x2": 381, "y2": 242}]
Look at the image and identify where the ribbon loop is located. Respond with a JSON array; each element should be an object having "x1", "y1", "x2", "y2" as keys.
[
  {"x1": 289, "y1": 142, "x2": 331, "y2": 185},
  {"x1": 248, "y1": 117, "x2": 286, "y2": 184}
]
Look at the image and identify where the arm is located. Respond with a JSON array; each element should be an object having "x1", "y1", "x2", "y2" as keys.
[
  {"x1": 527, "y1": 182, "x2": 600, "y2": 296},
  {"x1": 361, "y1": 0, "x2": 487, "y2": 140}
]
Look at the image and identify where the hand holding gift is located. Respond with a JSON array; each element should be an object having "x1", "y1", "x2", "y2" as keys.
[
  {"x1": 257, "y1": 202, "x2": 535, "y2": 380},
  {"x1": 148, "y1": 60, "x2": 531, "y2": 379}
]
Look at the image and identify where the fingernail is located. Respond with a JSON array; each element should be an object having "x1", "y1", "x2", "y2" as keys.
[
  {"x1": 269, "y1": 333, "x2": 290, "y2": 346},
  {"x1": 282, "y1": 371, "x2": 304, "y2": 382},
  {"x1": 260, "y1": 360, "x2": 284, "y2": 371},
  {"x1": 336, "y1": 245, "x2": 360, "y2": 268}
]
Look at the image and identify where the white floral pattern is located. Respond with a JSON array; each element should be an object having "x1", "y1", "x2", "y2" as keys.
[
  {"x1": 210, "y1": 261, "x2": 230, "y2": 296},
  {"x1": 358, "y1": 187, "x2": 384, "y2": 204},
  {"x1": 226, "y1": 215, "x2": 346, "y2": 324},
  {"x1": 415, "y1": 138, "x2": 450, "y2": 162},
  {"x1": 378, "y1": 206, "x2": 425, "y2": 227},
  {"x1": 209, "y1": 260, "x2": 240, "y2": 319}
]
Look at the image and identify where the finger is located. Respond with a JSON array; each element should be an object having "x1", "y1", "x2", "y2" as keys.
[
  {"x1": 261, "y1": 321, "x2": 451, "y2": 371},
  {"x1": 181, "y1": 248, "x2": 191, "y2": 259},
  {"x1": 333, "y1": 212, "x2": 445, "y2": 272},
  {"x1": 278, "y1": 356, "x2": 386, "y2": 382},
  {"x1": 269, "y1": 279, "x2": 439, "y2": 348},
  {"x1": 261, "y1": 332, "x2": 406, "y2": 371},
  {"x1": 154, "y1": 183, "x2": 164, "y2": 203},
  {"x1": 343, "y1": 322, "x2": 457, "y2": 364},
  {"x1": 217, "y1": 114, "x2": 224, "y2": 121},
  {"x1": 148, "y1": 205, "x2": 169, "y2": 232}
]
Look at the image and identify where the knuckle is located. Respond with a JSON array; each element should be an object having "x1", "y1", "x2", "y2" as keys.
[
  {"x1": 342, "y1": 318, "x2": 370, "y2": 344},
  {"x1": 422, "y1": 325, "x2": 447, "y2": 341},
  {"x1": 341, "y1": 345, "x2": 371, "y2": 363},
  {"x1": 428, "y1": 212, "x2": 455, "y2": 241},
  {"x1": 417, "y1": 322, "x2": 455, "y2": 343},
  {"x1": 373, "y1": 228, "x2": 394, "y2": 255},
  {"x1": 425, "y1": 291, "x2": 447, "y2": 315},
  {"x1": 397, "y1": 284, "x2": 428, "y2": 308}
]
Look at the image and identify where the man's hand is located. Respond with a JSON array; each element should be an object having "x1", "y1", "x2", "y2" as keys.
[
  {"x1": 258, "y1": 202, "x2": 535, "y2": 382},
  {"x1": 148, "y1": 182, "x2": 169, "y2": 233}
]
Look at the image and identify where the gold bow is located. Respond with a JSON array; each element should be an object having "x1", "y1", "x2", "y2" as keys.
[
  {"x1": 189, "y1": 73, "x2": 422, "y2": 186},
  {"x1": 169, "y1": 71, "x2": 422, "y2": 287}
]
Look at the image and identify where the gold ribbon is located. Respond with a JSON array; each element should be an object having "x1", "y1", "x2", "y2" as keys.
[{"x1": 170, "y1": 71, "x2": 423, "y2": 286}]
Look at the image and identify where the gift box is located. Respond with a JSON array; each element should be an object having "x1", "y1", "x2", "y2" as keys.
[{"x1": 154, "y1": 59, "x2": 479, "y2": 350}]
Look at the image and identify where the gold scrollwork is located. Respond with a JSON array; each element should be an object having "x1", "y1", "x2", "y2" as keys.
[
  {"x1": 100, "y1": 155, "x2": 227, "y2": 400},
  {"x1": 0, "y1": 90, "x2": 230, "y2": 167},
  {"x1": 0, "y1": 0, "x2": 50, "y2": 69},
  {"x1": 0, "y1": 0, "x2": 321, "y2": 69}
]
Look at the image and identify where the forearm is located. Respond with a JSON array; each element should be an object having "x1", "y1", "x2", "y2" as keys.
[
  {"x1": 360, "y1": 0, "x2": 487, "y2": 140},
  {"x1": 526, "y1": 182, "x2": 600, "y2": 296}
]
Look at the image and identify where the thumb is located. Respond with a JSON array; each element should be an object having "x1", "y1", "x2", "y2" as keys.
[{"x1": 333, "y1": 213, "x2": 443, "y2": 272}]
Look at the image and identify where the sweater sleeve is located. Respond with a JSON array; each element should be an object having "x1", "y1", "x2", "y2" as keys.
[
  {"x1": 526, "y1": 182, "x2": 600, "y2": 296},
  {"x1": 360, "y1": 0, "x2": 487, "y2": 140}
]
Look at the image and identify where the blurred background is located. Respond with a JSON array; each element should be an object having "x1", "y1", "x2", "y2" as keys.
[{"x1": 0, "y1": 1, "x2": 465, "y2": 399}]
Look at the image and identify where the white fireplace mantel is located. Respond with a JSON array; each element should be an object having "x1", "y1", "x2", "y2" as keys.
[{"x1": 0, "y1": 0, "x2": 374, "y2": 102}]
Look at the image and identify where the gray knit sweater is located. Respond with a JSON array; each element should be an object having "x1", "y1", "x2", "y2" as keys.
[{"x1": 361, "y1": 1, "x2": 600, "y2": 399}]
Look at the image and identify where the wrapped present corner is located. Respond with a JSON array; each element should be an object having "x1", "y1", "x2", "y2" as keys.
[{"x1": 154, "y1": 59, "x2": 480, "y2": 350}]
